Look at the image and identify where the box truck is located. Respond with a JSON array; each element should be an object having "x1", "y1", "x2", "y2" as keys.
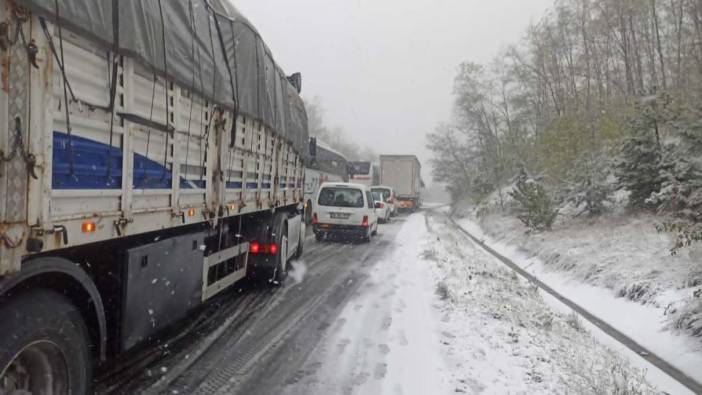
[{"x1": 379, "y1": 155, "x2": 422, "y2": 212}]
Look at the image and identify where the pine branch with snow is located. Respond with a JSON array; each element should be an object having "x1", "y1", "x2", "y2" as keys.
[{"x1": 509, "y1": 170, "x2": 558, "y2": 231}]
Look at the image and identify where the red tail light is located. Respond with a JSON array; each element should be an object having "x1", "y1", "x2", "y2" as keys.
[
  {"x1": 312, "y1": 213, "x2": 318, "y2": 225},
  {"x1": 250, "y1": 241, "x2": 261, "y2": 254},
  {"x1": 268, "y1": 243, "x2": 278, "y2": 255},
  {"x1": 361, "y1": 215, "x2": 369, "y2": 228}
]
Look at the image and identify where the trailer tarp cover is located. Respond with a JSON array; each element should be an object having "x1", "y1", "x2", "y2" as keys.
[{"x1": 22, "y1": 0, "x2": 309, "y2": 159}]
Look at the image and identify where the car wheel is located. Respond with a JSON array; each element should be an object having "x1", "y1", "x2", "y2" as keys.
[
  {"x1": 362, "y1": 227, "x2": 371, "y2": 243},
  {"x1": 0, "y1": 289, "x2": 92, "y2": 395}
]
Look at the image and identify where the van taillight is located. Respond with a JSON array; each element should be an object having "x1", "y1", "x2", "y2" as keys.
[
  {"x1": 361, "y1": 216, "x2": 369, "y2": 228},
  {"x1": 312, "y1": 213, "x2": 318, "y2": 225}
]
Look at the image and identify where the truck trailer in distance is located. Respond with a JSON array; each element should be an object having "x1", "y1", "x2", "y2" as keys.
[{"x1": 379, "y1": 155, "x2": 423, "y2": 212}]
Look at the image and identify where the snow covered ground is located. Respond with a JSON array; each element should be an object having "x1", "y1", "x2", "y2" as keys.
[
  {"x1": 451, "y1": 201, "x2": 702, "y2": 388},
  {"x1": 282, "y1": 212, "x2": 665, "y2": 394}
]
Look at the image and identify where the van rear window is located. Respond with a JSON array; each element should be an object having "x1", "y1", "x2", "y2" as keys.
[
  {"x1": 318, "y1": 187, "x2": 365, "y2": 208},
  {"x1": 372, "y1": 188, "x2": 391, "y2": 200}
]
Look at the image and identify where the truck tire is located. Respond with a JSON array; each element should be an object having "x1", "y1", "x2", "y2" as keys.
[
  {"x1": 0, "y1": 289, "x2": 92, "y2": 395},
  {"x1": 269, "y1": 213, "x2": 289, "y2": 284},
  {"x1": 293, "y1": 222, "x2": 304, "y2": 259}
]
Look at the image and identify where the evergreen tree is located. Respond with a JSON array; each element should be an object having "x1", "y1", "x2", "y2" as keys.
[
  {"x1": 562, "y1": 151, "x2": 613, "y2": 217},
  {"x1": 652, "y1": 102, "x2": 702, "y2": 254},
  {"x1": 615, "y1": 94, "x2": 671, "y2": 209},
  {"x1": 509, "y1": 170, "x2": 558, "y2": 231},
  {"x1": 650, "y1": 103, "x2": 702, "y2": 220}
]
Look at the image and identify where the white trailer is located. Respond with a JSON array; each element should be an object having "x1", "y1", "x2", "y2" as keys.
[
  {"x1": 0, "y1": 1, "x2": 308, "y2": 393},
  {"x1": 379, "y1": 155, "x2": 422, "y2": 212}
]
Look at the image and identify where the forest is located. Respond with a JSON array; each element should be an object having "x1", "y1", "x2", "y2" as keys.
[{"x1": 429, "y1": 0, "x2": 702, "y2": 248}]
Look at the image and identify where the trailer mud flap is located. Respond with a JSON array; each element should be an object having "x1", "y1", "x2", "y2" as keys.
[{"x1": 121, "y1": 232, "x2": 206, "y2": 351}]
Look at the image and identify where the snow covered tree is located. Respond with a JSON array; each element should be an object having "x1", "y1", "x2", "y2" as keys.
[
  {"x1": 651, "y1": 102, "x2": 702, "y2": 254},
  {"x1": 509, "y1": 170, "x2": 558, "y2": 231},
  {"x1": 649, "y1": 103, "x2": 702, "y2": 220},
  {"x1": 561, "y1": 150, "x2": 614, "y2": 217},
  {"x1": 615, "y1": 94, "x2": 671, "y2": 209},
  {"x1": 426, "y1": 123, "x2": 475, "y2": 201}
]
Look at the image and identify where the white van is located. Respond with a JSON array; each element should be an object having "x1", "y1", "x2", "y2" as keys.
[
  {"x1": 312, "y1": 182, "x2": 380, "y2": 242},
  {"x1": 371, "y1": 186, "x2": 396, "y2": 217}
]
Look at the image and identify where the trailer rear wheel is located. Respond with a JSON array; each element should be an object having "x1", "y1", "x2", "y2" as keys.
[
  {"x1": 293, "y1": 224, "x2": 304, "y2": 259},
  {"x1": 0, "y1": 289, "x2": 91, "y2": 395},
  {"x1": 270, "y1": 220, "x2": 289, "y2": 284}
]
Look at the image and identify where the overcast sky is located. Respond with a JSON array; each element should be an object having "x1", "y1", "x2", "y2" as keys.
[{"x1": 234, "y1": 0, "x2": 553, "y2": 184}]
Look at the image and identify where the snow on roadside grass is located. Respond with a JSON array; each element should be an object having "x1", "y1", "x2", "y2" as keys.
[
  {"x1": 422, "y1": 212, "x2": 661, "y2": 394},
  {"x1": 455, "y1": 207, "x2": 702, "y2": 385},
  {"x1": 459, "y1": 198, "x2": 702, "y2": 347}
]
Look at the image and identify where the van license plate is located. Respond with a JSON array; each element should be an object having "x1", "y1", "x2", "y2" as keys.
[{"x1": 330, "y1": 212, "x2": 350, "y2": 219}]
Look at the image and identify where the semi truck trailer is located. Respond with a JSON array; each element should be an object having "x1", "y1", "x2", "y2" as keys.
[
  {"x1": 379, "y1": 155, "x2": 422, "y2": 212},
  {"x1": 0, "y1": 1, "x2": 308, "y2": 393}
]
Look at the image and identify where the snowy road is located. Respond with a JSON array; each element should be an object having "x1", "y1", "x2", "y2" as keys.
[{"x1": 98, "y1": 210, "x2": 668, "y2": 395}]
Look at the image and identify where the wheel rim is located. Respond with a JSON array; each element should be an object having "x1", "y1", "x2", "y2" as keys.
[{"x1": 1, "y1": 341, "x2": 70, "y2": 395}]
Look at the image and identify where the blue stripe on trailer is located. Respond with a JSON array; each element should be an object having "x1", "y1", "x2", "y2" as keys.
[
  {"x1": 53, "y1": 132, "x2": 122, "y2": 189},
  {"x1": 181, "y1": 179, "x2": 206, "y2": 189},
  {"x1": 246, "y1": 182, "x2": 259, "y2": 189},
  {"x1": 53, "y1": 131, "x2": 196, "y2": 190},
  {"x1": 226, "y1": 181, "x2": 243, "y2": 189}
]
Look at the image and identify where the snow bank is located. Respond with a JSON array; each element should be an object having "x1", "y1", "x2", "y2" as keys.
[
  {"x1": 422, "y1": 212, "x2": 669, "y2": 394},
  {"x1": 452, "y1": 197, "x2": 702, "y2": 385}
]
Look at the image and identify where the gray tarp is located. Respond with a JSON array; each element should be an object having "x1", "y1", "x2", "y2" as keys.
[{"x1": 22, "y1": 0, "x2": 309, "y2": 160}]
